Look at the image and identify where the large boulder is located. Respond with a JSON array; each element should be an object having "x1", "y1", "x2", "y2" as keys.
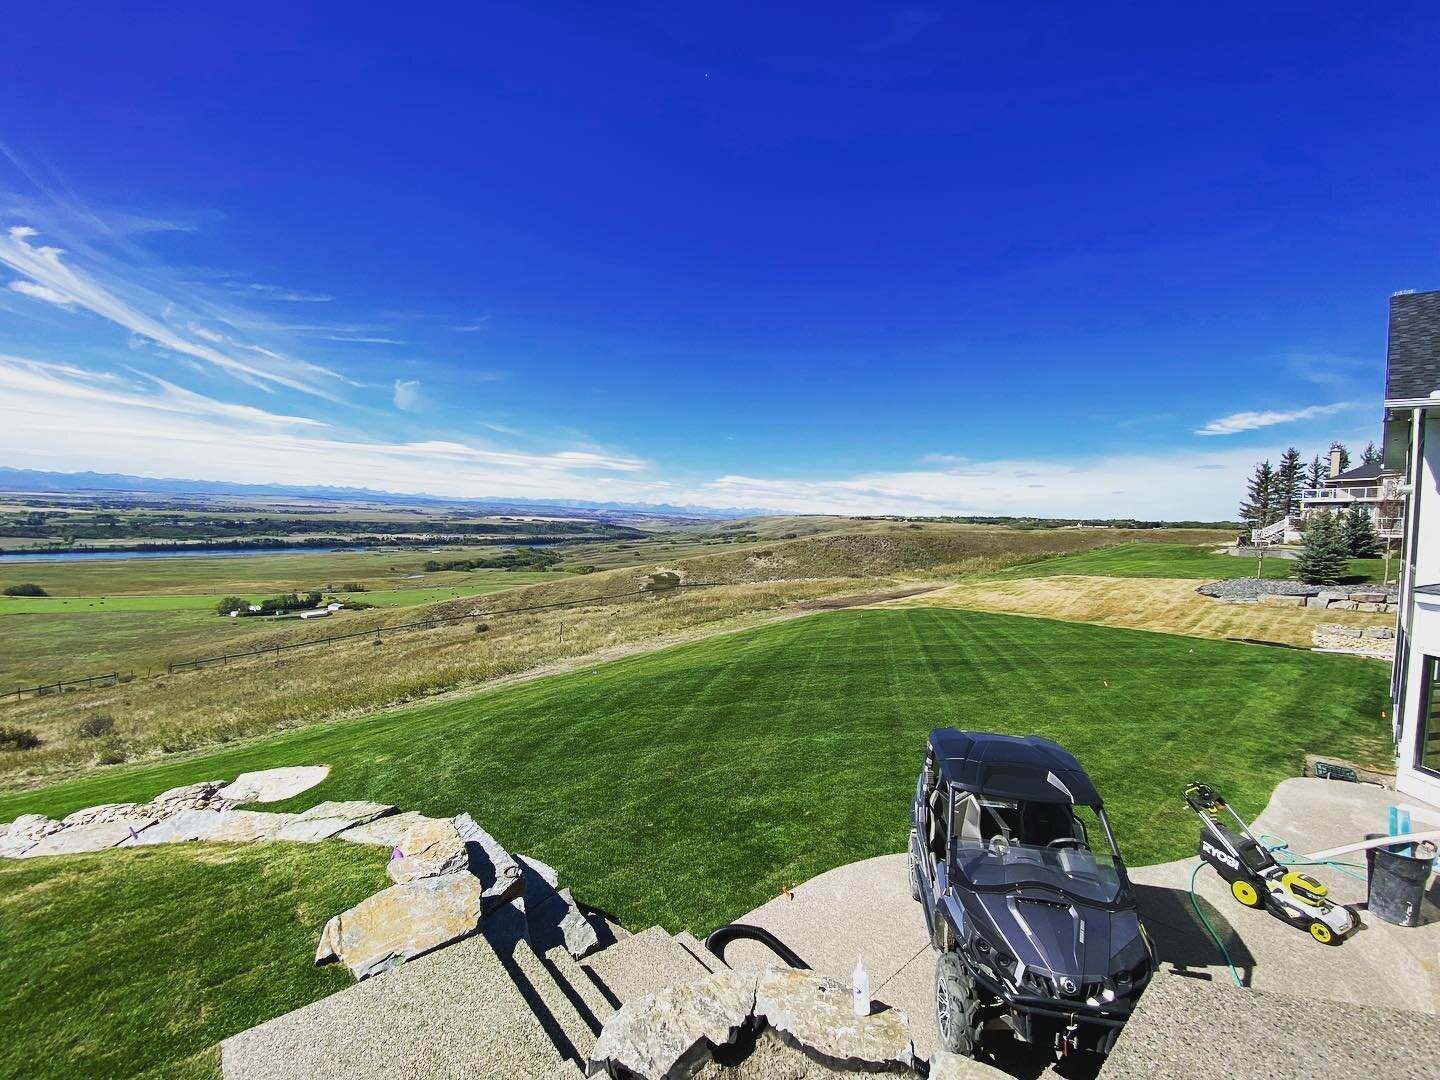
[
  {"x1": 4, "y1": 814, "x2": 63, "y2": 842},
  {"x1": 61, "y1": 803, "x2": 146, "y2": 827},
  {"x1": 514, "y1": 854, "x2": 601, "y2": 959},
  {"x1": 20, "y1": 817, "x2": 156, "y2": 857},
  {"x1": 208, "y1": 810, "x2": 303, "y2": 842},
  {"x1": 118, "y1": 809, "x2": 227, "y2": 846},
  {"x1": 315, "y1": 871, "x2": 487, "y2": 979},
  {"x1": 337, "y1": 810, "x2": 441, "y2": 847},
  {"x1": 147, "y1": 780, "x2": 228, "y2": 816},
  {"x1": 590, "y1": 970, "x2": 757, "y2": 1079},
  {"x1": 217, "y1": 766, "x2": 330, "y2": 804},
  {"x1": 753, "y1": 968, "x2": 916, "y2": 1073},
  {"x1": 453, "y1": 813, "x2": 525, "y2": 914},
  {"x1": 273, "y1": 801, "x2": 395, "y2": 842},
  {"x1": 386, "y1": 818, "x2": 468, "y2": 884}
]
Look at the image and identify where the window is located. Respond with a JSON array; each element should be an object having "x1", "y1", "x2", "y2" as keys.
[{"x1": 1418, "y1": 657, "x2": 1440, "y2": 776}]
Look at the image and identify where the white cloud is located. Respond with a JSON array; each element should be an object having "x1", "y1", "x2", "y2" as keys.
[
  {"x1": 674, "y1": 445, "x2": 1277, "y2": 519},
  {"x1": 1194, "y1": 402, "x2": 1354, "y2": 436},
  {"x1": 393, "y1": 378, "x2": 422, "y2": 411},
  {"x1": 8, "y1": 279, "x2": 74, "y2": 306},
  {"x1": 0, "y1": 355, "x2": 655, "y2": 502},
  {"x1": 0, "y1": 224, "x2": 345, "y2": 397},
  {"x1": 242, "y1": 282, "x2": 334, "y2": 302}
]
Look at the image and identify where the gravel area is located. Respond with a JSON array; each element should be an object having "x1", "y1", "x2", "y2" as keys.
[
  {"x1": 1197, "y1": 578, "x2": 1319, "y2": 599},
  {"x1": 1197, "y1": 578, "x2": 1398, "y2": 600}
]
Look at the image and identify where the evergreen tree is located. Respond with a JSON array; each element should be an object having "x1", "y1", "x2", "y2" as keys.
[
  {"x1": 1361, "y1": 441, "x2": 1383, "y2": 466},
  {"x1": 1306, "y1": 454, "x2": 1326, "y2": 489},
  {"x1": 1239, "y1": 460, "x2": 1277, "y2": 529},
  {"x1": 1276, "y1": 448, "x2": 1303, "y2": 519},
  {"x1": 1295, "y1": 510, "x2": 1350, "y2": 584},
  {"x1": 1328, "y1": 441, "x2": 1351, "y2": 476},
  {"x1": 1341, "y1": 506, "x2": 1379, "y2": 558}
]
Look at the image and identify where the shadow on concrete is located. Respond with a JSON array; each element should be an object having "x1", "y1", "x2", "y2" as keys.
[{"x1": 1133, "y1": 883, "x2": 1256, "y2": 987}]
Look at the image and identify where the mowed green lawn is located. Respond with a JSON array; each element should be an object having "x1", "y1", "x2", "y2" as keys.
[
  {"x1": 0, "y1": 842, "x2": 388, "y2": 1080},
  {"x1": 1, "y1": 608, "x2": 1388, "y2": 936},
  {"x1": 1002, "y1": 541, "x2": 1389, "y2": 583}
]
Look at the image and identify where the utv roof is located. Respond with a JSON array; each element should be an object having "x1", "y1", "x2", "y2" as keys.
[{"x1": 928, "y1": 728, "x2": 1102, "y2": 806}]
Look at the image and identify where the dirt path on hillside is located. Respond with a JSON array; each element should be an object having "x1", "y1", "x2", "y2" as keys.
[{"x1": 792, "y1": 585, "x2": 943, "y2": 610}]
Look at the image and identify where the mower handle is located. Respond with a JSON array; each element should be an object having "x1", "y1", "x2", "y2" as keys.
[{"x1": 1182, "y1": 782, "x2": 1226, "y2": 814}]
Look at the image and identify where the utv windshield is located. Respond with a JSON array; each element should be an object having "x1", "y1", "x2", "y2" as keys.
[{"x1": 949, "y1": 797, "x2": 1126, "y2": 906}]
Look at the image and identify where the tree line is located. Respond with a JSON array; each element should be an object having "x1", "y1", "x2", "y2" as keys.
[{"x1": 1239, "y1": 440, "x2": 1382, "y2": 529}]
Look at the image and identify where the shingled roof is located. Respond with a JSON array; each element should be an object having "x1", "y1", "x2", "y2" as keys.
[{"x1": 1387, "y1": 290, "x2": 1440, "y2": 402}]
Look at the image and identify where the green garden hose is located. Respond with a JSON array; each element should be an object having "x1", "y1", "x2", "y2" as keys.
[{"x1": 1185, "y1": 831, "x2": 1369, "y2": 989}]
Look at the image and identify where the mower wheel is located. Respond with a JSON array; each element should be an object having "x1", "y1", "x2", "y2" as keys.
[
  {"x1": 1308, "y1": 921, "x2": 1339, "y2": 946},
  {"x1": 935, "y1": 951, "x2": 982, "y2": 1057},
  {"x1": 1231, "y1": 880, "x2": 1262, "y2": 908}
]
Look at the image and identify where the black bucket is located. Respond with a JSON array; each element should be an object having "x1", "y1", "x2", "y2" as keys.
[{"x1": 1365, "y1": 834, "x2": 1434, "y2": 927}]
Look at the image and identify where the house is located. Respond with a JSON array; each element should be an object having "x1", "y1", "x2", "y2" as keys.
[
  {"x1": 1381, "y1": 288, "x2": 1440, "y2": 805},
  {"x1": 1297, "y1": 450, "x2": 1403, "y2": 540}
]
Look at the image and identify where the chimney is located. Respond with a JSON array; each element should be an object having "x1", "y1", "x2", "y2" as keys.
[{"x1": 1328, "y1": 447, "x2": 1342, "y2": 478}]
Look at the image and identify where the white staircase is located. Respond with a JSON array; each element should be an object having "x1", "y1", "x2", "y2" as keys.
[{"x1": 1250, "y1": 516, "x2": 1292, "y2": 545}]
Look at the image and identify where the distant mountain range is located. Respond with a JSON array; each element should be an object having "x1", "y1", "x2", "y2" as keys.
[{"x1": 0, "y1": 468, "x2": 761, "y2": 520}]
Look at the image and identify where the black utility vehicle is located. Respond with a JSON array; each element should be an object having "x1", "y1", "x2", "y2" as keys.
[{"x1": 909, "y1": 729, "x2": 1155, "y2": 1059}]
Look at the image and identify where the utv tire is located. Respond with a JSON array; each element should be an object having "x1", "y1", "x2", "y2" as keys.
[
  {"x1": 934, "y1": 951, "x2": 982, "y2": 1057},
  {"x1": 908, "y1": 852, "x2": 922, "y2": 901}
]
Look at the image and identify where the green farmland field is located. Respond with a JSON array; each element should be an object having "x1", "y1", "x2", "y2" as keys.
[
  {"x1": 1001, "y1": 542, "x2": 1389, "y2": 583},
  {"x1": 0, "y1": 548, "x2": 569, "y2": 597}
]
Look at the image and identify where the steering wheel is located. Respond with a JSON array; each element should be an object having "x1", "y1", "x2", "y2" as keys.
[
  {"x1": 1046, "y1": 837, "x2": 1082, "y2": 849},
  {"x1": 988, "y1": 835, "x2": 1010, "y2": 856}
]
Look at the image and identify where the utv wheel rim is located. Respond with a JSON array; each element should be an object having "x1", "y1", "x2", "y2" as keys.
[
  {"x1": 936, "y1": 981, "x2": 952, "y2": 1040},
  {"x1": 1309, "y1": 922, "x2": 1332, "y2": 944},
  {"x1": 1231, "y1": 880, "x2": 1259, "y2": 907}
]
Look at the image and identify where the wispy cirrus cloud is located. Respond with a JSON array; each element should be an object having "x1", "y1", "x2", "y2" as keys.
[
  {"x1": 0, "y1": 224, "x2": 345, "y2": 397},
  {"x1": 1193, "y1": 402, "x2": 1355, "y2": 437},
  {"x1": 239, "y1": 282, "x2": 334, "y2": 303}
]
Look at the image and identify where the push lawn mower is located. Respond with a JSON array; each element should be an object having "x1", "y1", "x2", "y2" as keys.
[{"x1": 1183, "y1": 782, "x2": 1355, "y2": 945}]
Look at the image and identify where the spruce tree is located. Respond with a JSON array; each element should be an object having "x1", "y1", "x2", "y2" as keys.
[
  {"x1": 1306, "y1": 454, "x2": 1326, "y2": 489},
  {"x1": 1239, "y1": 460, "x2": 1276, "y2": 529},
  {"x1": 1341, "y1": 506, "x2": 1379, "y2": 558},
  {"x1": 1276, "y1": 448, "x2": 1303, "y2": 519},
  {"x1": 1361, "y1": 441, "x2": 1383, "y2": 466},
  {"x1": 1295, "y1": 510, "x2": 1350, "y2": 584}
]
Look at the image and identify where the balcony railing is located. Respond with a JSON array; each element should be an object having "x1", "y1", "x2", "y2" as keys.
[{"x1": 1300, "y1": 486, "x2": 1395, "y2": 502}]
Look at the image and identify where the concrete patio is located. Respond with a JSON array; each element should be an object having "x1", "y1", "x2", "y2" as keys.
[{"x1": 719, "y1": 777, "x2": 1439, "y2": 1078}]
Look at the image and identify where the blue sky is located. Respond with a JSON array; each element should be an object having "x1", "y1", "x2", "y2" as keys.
[{"x1": 1, "y1": 4, "x2": 1436, "y2": 518}]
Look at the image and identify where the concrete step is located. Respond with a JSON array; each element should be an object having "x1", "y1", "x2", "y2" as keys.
[
  {"x1": 673, "y1": 930, "x2": 728, "y2": 973},
  {"x1": 579, "y1": 925, "x2": 713, "y2": 1007},
  {"x1": 220, "y1": 932, "x2": 570, "y2": 1079}
]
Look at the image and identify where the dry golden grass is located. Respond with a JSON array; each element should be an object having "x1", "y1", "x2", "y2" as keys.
[{"x1": 885, "y1": 575, "x2": 1392, "y2": 647}]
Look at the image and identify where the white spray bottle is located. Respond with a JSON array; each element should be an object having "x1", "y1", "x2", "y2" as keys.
[{"x1": 852, "y1": 955, "x2": 870, "y2": 1017}]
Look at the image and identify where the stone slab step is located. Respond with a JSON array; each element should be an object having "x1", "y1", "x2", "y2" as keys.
[
  {"x1": 580, "y1": 925, "x2": 713, "y2": 1007},
  {"x1": 673, "y1": 930, "x2": 728, "y2": 973},
  {"x1": 221, "y1": 933, "x2": 568, "y2": 1079}
]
